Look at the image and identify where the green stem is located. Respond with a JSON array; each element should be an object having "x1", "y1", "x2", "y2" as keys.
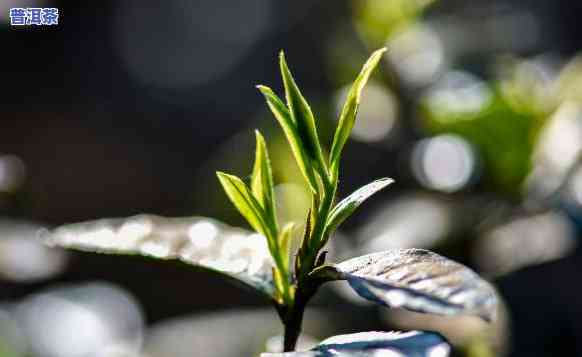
[{"x1": 302, "y1": 179, "x2": 336, "y2": 275}]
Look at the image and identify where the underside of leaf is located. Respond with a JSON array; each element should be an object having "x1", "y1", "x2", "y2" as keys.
[
  {"x1": 42, "y1": 215, "x2": 277, "y2": 300},
  {"x1": 327, "y1": 249, "x2": 498, "y2": 321},
  {"x1": 261, "y1": 330, "x2": 450, "y2": 357},
  {"x1": 326, "y1": 177, "x2": 394, "y2": 232}
]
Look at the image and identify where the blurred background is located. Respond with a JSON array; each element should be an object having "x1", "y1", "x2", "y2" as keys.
[{"x1": 1, "y1": 0, "x2": 582, "y2": 356}]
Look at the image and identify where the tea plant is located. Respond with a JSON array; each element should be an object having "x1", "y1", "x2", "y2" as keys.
[{"x1": 44, "y1": 49, "x2": 496, "y2": 356}]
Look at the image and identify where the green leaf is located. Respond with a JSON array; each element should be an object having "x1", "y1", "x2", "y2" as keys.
[
  {"x1": 323, "y1": 249, "x2": 498, "y2": 321},
  {"x1": 326, "y1": 177, "x2": 393, "y2": 232},
  {"x1": 42, "y1": 215, "x2": 278, "y2": 300},
  {"x1": 278, "y1": 222, "x2": 296, "y2": 270},
  {"x1": 329, "y1": 48, "x2": 387, "y2": 177},
  {"x1": 251, "y1": 130, "x2": 277, "y2": 230},
  {"x1": 216, "y1": 171, "x2": 272, "y2": 240},
  {"x1": 279, "y1": 51, "x2": 328, "y2": 179},
  {"x1": 261, "y1": 330, "x2": 450, "y2": 356},
  {"x1": 294, "y1": 208, "x2": 313, "y2": 277},
  {"x1": 257, "y1": 85, "x2": 319, "y2": 193}
]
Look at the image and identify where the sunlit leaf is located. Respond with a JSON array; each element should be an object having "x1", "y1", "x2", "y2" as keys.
[
  {"x1": 318, "y1": 249, "x2": 497, "y2": 321},
  {"x1": 216, "y1": 172, "x2": 273, "y2": 240},
  {"x1": 326, "y1": 178, "x2": 393, "y2": 232},
  {"x1": 257, "y1": 85, "x2": 319, "y2": 193},
  {"x1": 261, "y1": 330, "x2": 450, "y2": 356},
  {"x1": 252, "y1": 130, "x2": 277, "y2": 230},
  {"x1": 279, "y1": 51, "x2": 327, "y2": 178},
  {"x1": 42, "y1": 215, "x2": 277, "y2": 299},
  {"x1": 329, "y1": 48, "x2": 386, "y2": 176},
  {"x1": 279, "y1": 222, "x2": 296, "y2": 270}
]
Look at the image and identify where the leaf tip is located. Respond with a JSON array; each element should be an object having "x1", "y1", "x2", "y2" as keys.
[
  {"x1": 375, "y1": 47, "x2": 388, "y2": 55},
  {"x1": 216, "y1": 171, "x2": 232, "y2": 183},
  {"x1": 278, "y1": 50, "x2": 292, "y2": 78},
  {"x1": 254, "y1": 129, "x2": 266, "y2": 144},
  {"x1": 380, "y1": 177, "x2": 395, "y2": 186},
  {"x1": 256, "y1": 85, "x2": 274, "y2": 98}
]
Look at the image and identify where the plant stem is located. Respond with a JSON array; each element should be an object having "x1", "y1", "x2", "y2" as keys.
[
  {"x1": 283, "y1": 301, "x2": 306, "y2": 351},
  {"x1": 281, "y1": 270, "x2": 321, "y2": 351},
  {"x1": 282, "y1": 171, "x2": 336, "y2": 351}
]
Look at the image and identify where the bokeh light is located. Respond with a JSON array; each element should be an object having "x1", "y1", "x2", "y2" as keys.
[
  {"x1": 412, "y1": 135, "x2": 476, "y2": 193},
  {"x1": 423, "y1": 71, "x2": 492, "y2": 119},
  {"x1": 0, "y1": 219, "x2": 66, "y2": 283},
  {"x1": 385, "y1": 23, "x2": 445, "y2": 87},
  {"x1": 334, "y1": 82, "x2": 399, "y2": 143},
  {"x1": 474, "y1": 212, "x2": 576, "y2": 277},
  {"x1": 527, "y1": 101, "x2": 582, "y2": 198},
  {"x1": 17, "y1": 282, "x2": 144, "y2": 357},
  {"x1": 357, "y1": 194, "x2": 452, "y2": 252}
]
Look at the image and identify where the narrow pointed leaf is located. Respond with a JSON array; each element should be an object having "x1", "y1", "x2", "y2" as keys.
[
  {"x1": 326, "y1": 249, "x2": 497, "y2": 321},
  {"x1": 216, "y1": 172, "x2": 271, "y2": 240},
  {"x1": 257, "y1": 85, "x2": 319, "y2": 193},
  {"x1": 279, "y1": 51, "x2": 327, "y2": 177},
  {"x1": 252, "y1": 130, "x2": 277, "y2": 229},
  {"x1": 329, "y1": 48, "x2": 387, "y2": 175},
  {"x1": 294, "y1": 209, "x2": 313, "y2": 276},
  {"x1": 261, "y1": 330, "x2": 450, "y2": 357},
  {"x1": 42, "y1": 215, "x2": 277, "y2": 299},
  {"x1": 326, "y1": 178, "x2": 393, "y2": 232},
  {"x1": 279, "y1": 222, "x2": 296, "y2": 270}
]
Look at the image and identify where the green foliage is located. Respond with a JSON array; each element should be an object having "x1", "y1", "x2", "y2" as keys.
[
  {"x1": 44, "y1": 49, "x2": 497, "y2": 354},
  {"x1": 326, "y1": 177, "x2": 394, "y2": 233},
  {"x1": 216, "y1": 172, "x2": 273, "y2": 241},
  {"x1": 251, "y1": 131, "x2": 278, "y2": 232},
  {"x1": 257, "y1": 85, "x2": 320, "y2": 194},
  {"x1": 254, "y1": 49, "x2": 390, "y2": 285},
  {"x1": 217, "y1": 49, "x2": 494, "y2": 351},
  {"x1": 279, "y1": 52, "x2": 329, "y2": 183},
  {"x1": 421, "y1": 87, "x2": 543, "y2": 196},
  {"x1": 353, "y1": 0, "x2": 436, "y2": 47},
  {"x1": 329, "y1": 48, "x2": 387, "y2": 179}
]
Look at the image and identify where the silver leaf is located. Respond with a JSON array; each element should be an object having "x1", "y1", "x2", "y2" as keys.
[
  {"x1": 42, "y1": 215, "x2": 276, "y2": 299},
  {"x1": 333, "y1": 249, "x2": 497, "y2": 321},
  {"x1": 261, "y1": 330, "x2": 450, "y2": 357}
]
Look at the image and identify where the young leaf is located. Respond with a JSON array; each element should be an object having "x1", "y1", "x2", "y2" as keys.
[
  {"x1": 42, "y1": 215, "x2": 277, "y2": 300},
  {"x1": 294, "y1": 209, "x2": 313, "y2": 277},
  {"x1": 252, "y1": 130, "x2": 277, "y2": 229},
  {"x1": 279, "y1": 222, "x2": 296, "y2": 270},
  {"x1": 216, "y1": 172, "x2": 272, "y2": 240},
  {"x1": 257, "y1": 85, "x2": 319, "y2": 193},
  {"x1": 329, "y1": 48, "x2": 387, "y2": 177},
  {"x1": 261, "y1": 330, "x2": 450, "y2": 357},
  {"x1": 326, "y1": 178, "x2": 393, "y2": 232},
  {"x1": 279, "y1": 51, "x2": 328, "y2": 178},
  {"x1": 318, "y1": 249, "x2": 497, "y2": 321}
]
